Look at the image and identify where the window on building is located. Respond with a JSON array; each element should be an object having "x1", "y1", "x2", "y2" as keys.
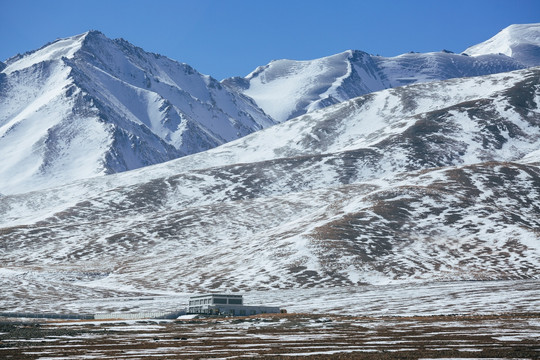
[
  {"x1": 214, "y1": 298, "x2": 227, "y2": 304},
  {"x1": 228, "y1": 298, "x2": 242, "y2": 304}
]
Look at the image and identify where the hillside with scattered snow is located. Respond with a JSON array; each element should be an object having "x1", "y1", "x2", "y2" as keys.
[{"x1": 1, "y1": 66, "x2": 539, "y2": 308}]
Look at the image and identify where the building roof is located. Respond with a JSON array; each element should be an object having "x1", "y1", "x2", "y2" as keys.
[{"x1": 189, "y1": 293, "x2": 243, "y2": 299}]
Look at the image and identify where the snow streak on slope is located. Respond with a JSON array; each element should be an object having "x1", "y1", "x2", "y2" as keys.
[
  {"x1": 1, "y1": 67, "x2": 539, "y2": 303},
  {"x1": 0, "y1": 31, "x2": 275, "y2": 194},
  {"x1": 464, "y1": 23, "x2": 540, "y2": 66}
]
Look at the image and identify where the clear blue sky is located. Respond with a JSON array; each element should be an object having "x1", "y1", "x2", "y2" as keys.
[{"x1": 1, "y1": 0, "x2": 538, "y2": 80}]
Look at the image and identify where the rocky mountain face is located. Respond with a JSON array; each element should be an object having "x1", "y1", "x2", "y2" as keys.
[
  {"x1": 1, "y1": 66, "x2": 539, "y2": 306},
  {"x1": 224, "y1": 23, "x2": 540, "y2": 123},
  {"x1": 0, "y1": 31, "x2": 275, "y2": 194}
]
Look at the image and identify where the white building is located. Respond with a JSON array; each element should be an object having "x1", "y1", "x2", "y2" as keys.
[{"x1": 187, "y1": 293, "x2": 280, "y2": 316}]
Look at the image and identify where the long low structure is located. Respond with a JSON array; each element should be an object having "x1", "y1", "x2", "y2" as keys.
[
  {"x1": 0, "y1": 312, "x2": 94, "y2": 320},
  {"x1": 0, "y1": 295, "x2": 280, "y2": 321},
  {"x1": 188, "y1": 293, "x2": 281, "y2": 316},
  {"x1": 93, "y1": 311, "x2": 185, "y2": 320}
]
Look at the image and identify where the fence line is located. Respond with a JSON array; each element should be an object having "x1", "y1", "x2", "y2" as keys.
[
  {"x1": 0, "y1": 312, "x2": 93, "y2": 320},
  {"x1": 0, "y1": 309, "x2": 185, "y2": 320},
  {"x1": 94, "y1": 311, "x2": 166, "y2": 320}
]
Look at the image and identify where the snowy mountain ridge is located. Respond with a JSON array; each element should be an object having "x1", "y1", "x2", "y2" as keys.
[
  {"x1": 3, "y1": 65, "x2": 539, "y2": 222},
  {"x1": 0, "y1": 31, "x2": 275, "y2": 194},
  {"x1": 1, "y1": 23, "x2": 540, "y2": 196},
  {"x1": 3, "y1": 32, "x2": 86, "y2": 74},
  {"x1": 226, "y1": 23, "x2": 540, "y2": 123},
  {"x1": 1, "y1": 66, "x2": 539, "y2": 307},
  {"x1": 226, "y1": 50, "x2": 390, "y2": 122}
]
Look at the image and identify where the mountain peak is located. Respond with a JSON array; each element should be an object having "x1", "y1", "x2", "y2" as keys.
[
  {"x1": 3, "y1": 30, "x2": 117, "y2": 74},
  {"x1": 0, "y1": 29, "x2": 275, "y2": 194},
  {"x1": 84, "y1": 29, "x2": 105, "y2": 37},
  {"x1": 3, "y1": 31, "x2": 89, "y2": 74},
  {"x1": 80, "y1": 29, "x2": 109, "y2": 45},
  {"x1": 463, "y1": 23, "x2": 540, "y2": 66},
  {"x1": 238, "y1": 50, "x2": 378, "y2": 122}
]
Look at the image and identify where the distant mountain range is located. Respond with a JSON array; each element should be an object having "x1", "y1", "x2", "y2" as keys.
[
  {"x1": 225, "y1": 49, "x2": 524, "y2": 123},
  {"x1": 1, "y1": 23, "x2": 539, "y2": 194},
  {"x1": 225, "y1": 23, "x2": 540, "y2": 124}
]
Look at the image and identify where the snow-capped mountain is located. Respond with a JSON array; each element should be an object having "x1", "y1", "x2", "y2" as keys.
[
  {"x1": 223, "y1": 50, "x2": 391, "y2": 122},
  {"x1": 225, "y1": 23, "x2": 539, "y2": 123},
  {"x1": 1, "y1": 66, "x2": 539, "y2": 308},
  {"x1": 2, "y1": 24, "x2": 539, "y2": 195},
  {"x1": 0, "y1": 31, "x2": 275, "y2": 194},
  {"x1": 464, "y1": 23, "x2": 540, "y2": 66}
]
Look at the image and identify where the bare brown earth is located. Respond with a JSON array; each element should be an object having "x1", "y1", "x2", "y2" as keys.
[{"x1": 1, "y1": 313, "x2": 539, "y2": 359}]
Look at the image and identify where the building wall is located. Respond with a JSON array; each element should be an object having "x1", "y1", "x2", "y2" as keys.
[
  {"x1": 188, "y1": 294, "x2": 243, "y2": 307},
  {"x1": 187, "y1": 304, "x2": 280, "y2": 316}
]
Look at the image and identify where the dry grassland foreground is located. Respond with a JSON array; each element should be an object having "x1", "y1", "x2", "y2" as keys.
[{"x1": 0, "y1": 312, "x2": 539, "y2": 359}]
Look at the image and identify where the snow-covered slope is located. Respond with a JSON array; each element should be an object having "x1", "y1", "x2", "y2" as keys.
[
  {"x1": 225, "y1": 50, "x2": 390, "y2": 122},
  {"x1": 1, "y1": 67, "x2": 539, "y2": 304},
  {"x1": 153, "y1": 67, "x2": 540, "y2": 175},
  {"x1": 0, "y1": 31, "x2": 275, "y2": 194},
  {"x1": 374, "y1": 51, "x2": 525, "y2": 87},
  {"x1": 225, "y1": 50, "x2": 525, "y2": 123},
  {"x1": 464, "y1": 23, "x2": 540, "y2": 66},
  {"x1": 225, "y1": 24, "x2": 538, "y2": 123}
]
